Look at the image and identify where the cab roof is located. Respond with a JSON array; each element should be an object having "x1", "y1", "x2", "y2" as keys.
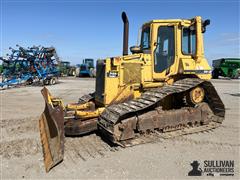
[{"x1": 143, "y1": 18, "x2": 194, "y2": 26}]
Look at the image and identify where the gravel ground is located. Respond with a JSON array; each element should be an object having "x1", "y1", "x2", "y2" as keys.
[{"x1": 0, "y1": 77, "x2": 239, "y2": 179}]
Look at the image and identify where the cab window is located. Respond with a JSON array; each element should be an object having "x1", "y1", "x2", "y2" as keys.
[
  {"x1": 182, "y1": 27, "x2": 196, "y2": 55},
  {"x1": 154, "y1": 26, "x2": 175, "y2": 73},
  {"x1": 141, "y1": 26, "x2": 150, "y2": 49}
]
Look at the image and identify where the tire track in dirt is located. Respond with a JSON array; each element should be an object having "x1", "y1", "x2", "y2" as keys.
[
  {"x1": 4, "y1": 121, "x2": 38, "y2": 136},
  {"x1": 164, "y1": 127, "x2": 240, "y2": 151},
  {"x1": 63, "y1": 134, "x2": 121, "y2": 165},
  {"x1": 1, "y1": 117, "x2": 38, "y2": 135},
  {"x1": 61, "y1": 127, "x2": 239, "y2": 166},
  {"x1": 0, "y1": 138, "x2": 41, "y2": 159},
  {"x1": 167, "y1": 136, "x2": 240, "y2": 148},
  {"x1": 1, "y1": 117, "x2": 38, "y2": 127},
  {"x1": 156, "y1": 122, "x2": 240, "y2": 151},
  {"x1": 1, "y1": 117, "x2": 41, "y2": 159}
]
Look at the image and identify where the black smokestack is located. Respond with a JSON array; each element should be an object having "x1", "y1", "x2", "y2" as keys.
[{"x1": 121, "y1": 12, "x2": 129, "y2": 56}]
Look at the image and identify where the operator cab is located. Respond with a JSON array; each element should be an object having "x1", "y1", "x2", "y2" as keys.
[{"x1": 130, "y1": 18, "x2": 210, "y2": 79}]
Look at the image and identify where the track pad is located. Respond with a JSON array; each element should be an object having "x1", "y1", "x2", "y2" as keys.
[{"x1": 39, "y1": 87, "x2": 64, "y2": 172}]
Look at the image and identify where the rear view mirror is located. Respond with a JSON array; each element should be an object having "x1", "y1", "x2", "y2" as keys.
[
  {"x1": 202, "y1": 19, "x2": 210, "y2": 33},
  {"x1": 203, "y1": 19, "x2": 210, "y2": 27},
  {"x1": 130, "y1": 46, "x2": 142, "y2": 54}
]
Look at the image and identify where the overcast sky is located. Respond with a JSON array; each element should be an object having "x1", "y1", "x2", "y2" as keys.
[{"x1": 1, "y1": 0, "x2": 239, "y2": 65}]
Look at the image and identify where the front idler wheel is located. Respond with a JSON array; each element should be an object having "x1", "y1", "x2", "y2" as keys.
[{"x1": 186, "y1": 86, "x2": 205, "y2": 106}]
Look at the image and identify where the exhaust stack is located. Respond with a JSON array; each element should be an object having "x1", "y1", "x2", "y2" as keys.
[{"x1": 122, "y1": 12, "x2": 129, "y2": 56}]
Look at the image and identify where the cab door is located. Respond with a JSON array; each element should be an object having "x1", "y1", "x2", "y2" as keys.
[{"x1": 152, "y1": 24, "x2": 176, "y2": 80}]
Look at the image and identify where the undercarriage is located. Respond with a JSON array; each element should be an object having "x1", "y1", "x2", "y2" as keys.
[{"x1": 98, "y1": 78, "x2": 224, "y2": 146}]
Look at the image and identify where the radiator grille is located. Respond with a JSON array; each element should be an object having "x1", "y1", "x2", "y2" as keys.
[{"x1": 123, "y1": 63, "x2": 141, "y2": 84}]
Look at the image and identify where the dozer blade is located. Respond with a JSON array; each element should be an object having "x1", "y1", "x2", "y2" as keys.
[{"x1": 39, "y1": 87, "x2": 64, "y2": 172}]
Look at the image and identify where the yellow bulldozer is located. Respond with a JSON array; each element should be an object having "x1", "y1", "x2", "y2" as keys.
[{"x1": 39, "y1": 12, "x2": 225, "y2": 172}]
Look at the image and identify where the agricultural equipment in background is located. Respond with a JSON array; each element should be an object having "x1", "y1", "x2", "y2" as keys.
[
  {"x1": 39, "y1": 12, "x2": 225, "y2": 172},
  {"x1": 0, "y1": 45, "x2": 60, "y2": 89},
  {"x1": 77, "y1": 58, "x2": 95, "y2": 77},
  {"x1": 212, "y1": 58, "x2": 240, "y2": 79},
  {"x1": 58, "y1": 61, "x2": 76, "y2": 76}
]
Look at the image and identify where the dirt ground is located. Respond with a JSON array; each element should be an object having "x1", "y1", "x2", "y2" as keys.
[{"x1": 0, "y1": 77, "x2": 239, "y2": 179}]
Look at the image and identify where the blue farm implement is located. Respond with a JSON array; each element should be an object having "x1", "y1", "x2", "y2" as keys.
[{"x1": 0, "y1": 45, "x2": 60, "y2": 89}]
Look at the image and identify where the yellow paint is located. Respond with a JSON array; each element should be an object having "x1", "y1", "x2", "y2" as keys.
[
  {"x1": 142, "y1": 82, "x2": 164, "y2": 88},
  {"x1": 51, "y1": 98, "x2": 64, "y2": 110},
  {"x1": 75, "y1": 108, "x2": 105, "y2": 119},
  {"x1": 66, "y1": 102, "x2": 94, "y2": 110},
  {"x1": 195, "y1": 16, "x2": 204, "y2": 63},
  {"x1": 190, "y1": 86, "x2": 205, "y2": 104}
]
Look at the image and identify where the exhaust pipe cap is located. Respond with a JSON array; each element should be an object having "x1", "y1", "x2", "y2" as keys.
[{"x1": 121, "y1": 11, "x2": 129, "y2": 56}]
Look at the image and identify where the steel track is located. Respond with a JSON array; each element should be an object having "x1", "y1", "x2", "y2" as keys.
[{"x1": 98, "y1": 78, "x2": 225, "y2": 146}]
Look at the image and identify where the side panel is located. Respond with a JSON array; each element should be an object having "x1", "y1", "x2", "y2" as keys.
[
  {"x1": 95, "y1": 60, "x2": 106, "y2": 105},
  {"x1": 103, "y1": 57, "x2": 144, "y2": 106},
  {"x1": 141, "y1": 54, "x2": 153, "y2": 82},
  {"x1": 104, "y1": 59, "x2": 121, "y2": 105},
  {"x1": 122, "y1": 63, "x2": 142, "y2": 84}
]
